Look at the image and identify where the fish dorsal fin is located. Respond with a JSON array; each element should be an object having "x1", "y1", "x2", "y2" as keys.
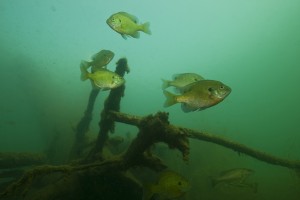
[
  {"x1": 172, "y1": 73, "x2": 204, "y2": 81},
  {"x1": 181, "y1": 79, "x2": 207, "y2": 93},
  {"x1": 118, "y1": 12, "x2": 138, "y2": 23},
  {"x1": 172, "y1": 74, "x2": 182, "y2": 80},
  {"x1": 91, "y1": 52, "x2": 99, "y2": 60},
  {"x1": 181, "y1": 82, "x2": 197, "y2": 93},
  {"x1": 172, "y1": 73, "x2": 189, "y2": 80}
]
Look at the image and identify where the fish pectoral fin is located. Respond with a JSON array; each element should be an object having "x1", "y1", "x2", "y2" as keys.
[
  {"x1": 181, "y1": 103, "x2": 198, "y2": 112},
  {"x1": 121, "y1": 34, "x2": 127, "y2": 40},
  {"x1": 93, "y1": 80, "x2": 106, "y2": 89}
]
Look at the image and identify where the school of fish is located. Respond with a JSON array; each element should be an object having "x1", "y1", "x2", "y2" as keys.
[{"x1": 78, "y1": 11, "x2": 236, "y2": 199}]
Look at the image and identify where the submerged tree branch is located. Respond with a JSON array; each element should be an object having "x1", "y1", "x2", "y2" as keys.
[
  {"x1": 2, "y1": 109, "x2": 300, "y2": 198},
  {"x1": 185, "y1": 128, "x2": 300, "y2": 169},
  {"x1": 69, "y1": 89, "x2": 100, "y2": 160},
  {"x1": 109, "y1": 111, "x2": 300, "y2": 169},
  {"x1": 0, "y1": 152, "x2": 46, "y2": 169}
]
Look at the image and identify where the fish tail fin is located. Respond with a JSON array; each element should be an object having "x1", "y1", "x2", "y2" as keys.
[
  {"x1": 161, "y1": 79, "x2": 170, "y2": 90},
  {"x1": 80, "y1": 64, "x2": 90, "y2": 81},
  {"x1": 141, "y1": 22, "x2": 151, "y2": 35},
  {"x1": 80, "y1": 60, "x2": 92, "y2": 69},
  {"x1": 163, "y1": 90, "x2": 177, "y2": 107}
]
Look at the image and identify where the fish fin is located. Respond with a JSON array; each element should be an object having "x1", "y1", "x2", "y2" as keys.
[
  {"x1": 102, "y1": 87, "x2": 110, "y2": 91},
  {"x1": 125, "y1": 64, "x2": 130, "y2": 73},
  {"x1": 161, "y1": 79, "x2": 170, "y2": 90},
  {"x1": 132, "y1": 31, "x2": 140, "y2": 38},
  {"x1": 163, "y1": 90, "x2": 177, "y2": 107},
  {"x1": 93, "y1": 80, "x2": 105, "y2": 88},
  {"x1": 80, "y1": 60, "x2": 92, "y2": 69},
  {"x1": 174, "y1": 87, "x2": 184, "y2": 94},
  {"x1": 80, "y1": 64, "x2": 90, "y2": 81},
  {"x1": 118, "y1": 12, "x2": 139, "y2": 23},
  {"x1": 180, "y1": 82, "x2": 197, "y2": 93},
  {"x1": 172, "y1": 73, "x2": 182, "y2": 80},
  {"x1": 121, "y1": 34, "x2": 127, "y2": 40},
  {"x1": 91, "y1": 83, "x2": 101, "y2": 91},
  {"x1": 181, "y1": 103, "x2": 198, "y2": 113},
  {"x1": 141, "y1": 22, "x2": 151, "y2": 35}
]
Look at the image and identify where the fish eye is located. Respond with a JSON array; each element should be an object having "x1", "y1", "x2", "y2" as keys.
[
  {"x1": 194, "y1": 78, "x2": 198, "y2": 81},
  {"x1": 220, "y1": 85, "x2": 225, "y2": 89},
  {"x1": 178, "y1": 181, "x2": 182, "y2": 186}
]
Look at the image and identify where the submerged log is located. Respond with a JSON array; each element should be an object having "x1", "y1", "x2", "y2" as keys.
[
  {"x1": 0, "y1": 152, "x2": 46, "y2": 169},
  {"x1": 2, "y1": 110, "x2": 300, "y2": 198},
  {"x1": 69, "y1": 89, "x2": 100, "y2": 159}
]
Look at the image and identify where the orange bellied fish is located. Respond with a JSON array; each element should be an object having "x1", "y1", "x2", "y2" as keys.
[{"x1": 163, "y1": 80, "x2": 231, "y2": 112}]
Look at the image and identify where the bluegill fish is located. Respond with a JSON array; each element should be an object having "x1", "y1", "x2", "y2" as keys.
[
  {"x1": 80, "y1": 65, "x2": 124, "y2": 90},
  {"x1": 106, "y1": 12, "x2": 151, "y2": 39},
  {"x1": 162, "y1": 73, "x2": 204, "y2": 91},
  {"x1": 163, "y1": 80, "x2": 231, "y2": 112},
  {"x1": 81, "y1": 49, "x2": 115, "y2": 72},
  {"x1": 145, "y1": 170, "x2": 190, "y2": 200}
]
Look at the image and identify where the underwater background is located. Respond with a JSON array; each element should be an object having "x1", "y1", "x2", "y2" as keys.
[{"x1": 0, "y1": 0, "x2": 300, "y2": 199}]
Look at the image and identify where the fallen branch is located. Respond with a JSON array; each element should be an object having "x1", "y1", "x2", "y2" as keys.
[
  {"x1": 109, "y1": 111, "x2": 300, "y2": 169},
  {"x1": 0, "y1": 152, "x2": 46, "y2": 169},
  {"x1": 69, "y1": 89, "x2": 100, "y2": 159},
  {"x1": 0, "y1": 112, "x2": 189, "y2": 198}
]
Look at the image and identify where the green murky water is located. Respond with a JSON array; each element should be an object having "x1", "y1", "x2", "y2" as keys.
[{"x1": 1, "y1": 0, "x2": 300, "y2": 199}]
